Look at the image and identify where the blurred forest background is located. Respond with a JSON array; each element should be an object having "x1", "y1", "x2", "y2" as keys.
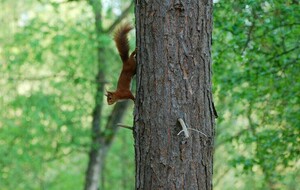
[{"x1": 0, "y1": 0, "x2": 299, "y2": 189}]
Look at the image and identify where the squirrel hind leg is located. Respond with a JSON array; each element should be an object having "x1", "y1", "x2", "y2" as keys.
[
  {"x1": 125, "y1": 91, "x2": 135, "y2": 101},
  {"x1": 130, "y1": 48, "x2": 137, "y2": 58},
  {"x1": 124, "y1": 91, "x2": 135, "y2": 101}
]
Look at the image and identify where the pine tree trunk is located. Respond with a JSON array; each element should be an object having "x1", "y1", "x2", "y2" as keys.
[{"x1": 134, "y1": 0, "x2": 216, "y2": 189}]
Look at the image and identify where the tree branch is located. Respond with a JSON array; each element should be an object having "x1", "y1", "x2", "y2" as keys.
[
  {"x1": 267, "y1": 46, "x2": 300, "y2": 62},
  {"x1": 105, "y1": 1, "x2": 134, "y2": 33},
  {"x1": 102, "y1": 101, "x2": 131, "y2": 145}
]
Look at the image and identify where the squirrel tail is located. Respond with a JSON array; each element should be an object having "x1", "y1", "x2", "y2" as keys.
[{"x1": 114, "y1": 23, "x2": 133, "y2": 63}]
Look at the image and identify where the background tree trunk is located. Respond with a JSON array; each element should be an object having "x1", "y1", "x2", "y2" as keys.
[
  {"x1": 84, "y1": 1, "x2": 133, "y2": 190},
  {"x1": 134, "y1": 0, "x2": 216, "y2": 189},
  {"x1": 84, "y1": 0, "x2": 106, "y2": 188},
  {"x1": 85, "y1": 101, "x2": 129, "y2": 190}
]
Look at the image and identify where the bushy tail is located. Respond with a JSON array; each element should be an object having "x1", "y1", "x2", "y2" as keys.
[{"x1": 114, "y1": 23, "x2": 133, "y2": 63}]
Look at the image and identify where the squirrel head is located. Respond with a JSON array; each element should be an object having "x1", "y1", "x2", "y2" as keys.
[{"x1": 105, "y1": 91, "x2": 117, "y2": 105}]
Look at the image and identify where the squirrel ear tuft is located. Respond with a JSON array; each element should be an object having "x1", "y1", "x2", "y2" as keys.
[
  {"x1": 106, "y1": 91, "x2": 113, "y2": 96},
  {"x1": 105, "y1": 88, "x2": 109, "y2": 96},
  {"x1": 105, "y1": 91, "x2": 110, "y2": 96}
]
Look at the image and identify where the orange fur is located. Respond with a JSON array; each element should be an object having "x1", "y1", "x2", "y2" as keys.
[{"x1": 106, "y1": 24, "x2": 136, "y2": 105}]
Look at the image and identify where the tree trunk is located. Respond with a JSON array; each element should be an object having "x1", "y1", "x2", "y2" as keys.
[
  {"x1": 84, "y1": 1, "x2": 135, "y2": 190},
  {"x1": 84, "y1": 1, "x2": 130, "y2": 190},
  {"x1": 84, "y1": 1, "x2": 105, "y2": 189},
  {"x1": 134, "y1": 0, "x2": 216, "y2": 189},
  {"x1": 85, "y1": 100, "x2": 129, "y2": 190}
]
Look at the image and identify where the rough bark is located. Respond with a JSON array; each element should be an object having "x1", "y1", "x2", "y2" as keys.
[{"x1": 134, "y1": 0, "x2": 216, "y2": 189}]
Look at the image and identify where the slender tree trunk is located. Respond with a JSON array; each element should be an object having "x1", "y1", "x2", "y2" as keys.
[
  {"x1": 84, "y1": 1, "x2": 105, "y2": 189},
  {"x1": 84, "y1": 1, "x2": 135, "y2": 190},
  {"x1": 134, "y1": 0, "x2": 216, "y2": 189},
  {"x1": 85, "y1": 100, "x2": 129, "y2": 190}
]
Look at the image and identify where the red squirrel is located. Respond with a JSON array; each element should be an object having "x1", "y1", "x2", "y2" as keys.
[{"x1": 105, "y1": 23, "x2": 136, "y2": 105}]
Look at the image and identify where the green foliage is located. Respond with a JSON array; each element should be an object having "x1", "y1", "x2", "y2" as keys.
[
  {"x1": 0, "y1": 0, "x2": 137, "y2": 189},
  {"x1": 213, "y1": 0, "x2": 299, "y2": 189},
  {"x1": 1, "y1": 1, "x2": 96, "y2": 190},
  {"x1": 103, "y1": 112, "x2": 135, "y2": 190}
]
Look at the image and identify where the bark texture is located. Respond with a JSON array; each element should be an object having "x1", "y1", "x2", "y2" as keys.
[{"x1": 134, "y1": 0, "x2": 216, "y2": 189}]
